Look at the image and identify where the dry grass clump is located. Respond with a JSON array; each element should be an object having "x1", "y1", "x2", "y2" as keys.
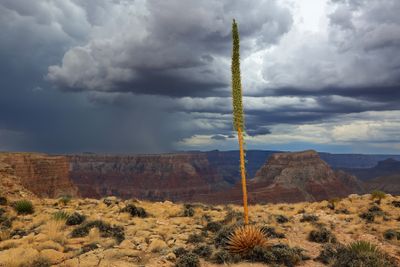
[
  {"x1": 227, "y1": 225, "x2": 268, "y2": 256},
  {"x1": 43, "y1": 220, "x2": 67, "y2": 244}
]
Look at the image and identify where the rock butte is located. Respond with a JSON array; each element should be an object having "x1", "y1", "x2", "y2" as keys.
[{"x1": 0, "y1": 150, "x2": 366, "y2": 203}]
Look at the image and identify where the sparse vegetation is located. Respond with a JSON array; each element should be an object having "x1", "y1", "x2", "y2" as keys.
[
  {"x1": 183, "y1": 204, "x2": 195, "y2": 217},
  {"x1": 214, "y1": 225, "x2": 235, "y2": 248},
  {"x1": 204, "y1": 221, "x2": 222, "y2": 233},
  {"x1": 328, "y1": 198, "x2": 341, "y2": 210},
  {"x1": 227, "y1": 225, "x2": 268, "y2": 256},
  {"x1": 333, "y1": 240, "x2": 397, "y2": 267},
  {"x1": 0, "y1": 196, "x2": 7, "y2": 206},
  {"x1": 360, "y1": 205, "x2": 385, "y2": 222},
  {"x1": 276, "y1": 214, "x2": 289, "y2": 224},
  {"x1": 187, "y1": 233, "x2": 204, "y2": 244},
  {"x1": 52, "y1": 211, "x2": 69, "y2": 221},
  {"x1": 175, "y1": 252, "x2": 200, "y2": 267},
  {"x1": 192, "y1": 244, "x2": 212, "y2": 258},
  {"x1": 308, "y1": 227, "x2": 337, "y2": 243},
  {"x1": 71, "y1": 220, "x2": 125, "y2": 243},
  {"x1": 392, "y1": 200, "x2": 400, "y2": 208},
  {"x1": 121, "y1": 204, "x2": 147, "y2": 218},
  {"x1": 65, "y1": 212, "x2": 86, "y2": 226},
  {"x1": 300, "y1": 213, "x2": 318, "y2": 223},
  {"x1": 30, "y1": 256, "x2": 52, "y2": 267},
  {"x1": 13, "y1": 200, "x2": 34, "y2": 214},
  {"x1": 59, "y1": 195, "x2": 72, "y2": 205},
  {"x1": 371, "y1": 190, "x2": 386, "y2": 205},
  {"x1": 261, "y1": 226, "x2": 285, "y2": 238},
  {"x1": 383, "y1": 229, "x2": 400, "y2": 240}
]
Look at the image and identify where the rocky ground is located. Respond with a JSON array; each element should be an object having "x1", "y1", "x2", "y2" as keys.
[{"x1": 0, "y1": 194, "x2": 399, "y2": 267}]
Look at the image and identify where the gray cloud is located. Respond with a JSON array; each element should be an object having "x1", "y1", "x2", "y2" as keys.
[
  {"x1": 1, "y1": 0, "x2": 400, "y2": 154},
  {"x1": 47, "y1": 0, "x2": 293, "y2": 97}
]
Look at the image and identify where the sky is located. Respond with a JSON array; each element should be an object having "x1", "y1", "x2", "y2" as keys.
[{"x1": 1, "y1": 0, "x2": 400, "y2": 154}]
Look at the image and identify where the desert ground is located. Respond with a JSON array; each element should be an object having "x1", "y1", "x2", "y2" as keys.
[{"x1": 0, "y1": 193, "x2": 399, "y2": 267}]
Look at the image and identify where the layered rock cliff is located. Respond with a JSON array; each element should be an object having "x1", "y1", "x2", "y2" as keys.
[
  {"x1": 0, "y1": 153, "x2": 78, "y2": 198},
  {"x1": 68, "y1": 153, "x2": 230, "y2": 201},
  {"x1": 213, "y1": 150, "x2": 365, "y2": 204}
]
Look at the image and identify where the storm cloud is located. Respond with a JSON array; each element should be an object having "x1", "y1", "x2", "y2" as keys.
[{"x1": 1, "y1": 0, "x2": 400, "y2": 154}]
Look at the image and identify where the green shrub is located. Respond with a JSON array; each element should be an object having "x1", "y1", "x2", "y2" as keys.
[
  {"x1": 0, "y1": 208, "x2": 5, "y2": 217},
  {"x1": 276, "y1": 215, "x2": 289, "y2": 224},
  {"x1": 333, "y1": 241, "x2": 397, "y2": 267},
  {"x1": 391, "y1": 201, "x2": 400, "y2": 208},
  {"x1": 0, "y1": 214, "x2": 12, "y2": 230},
  {"x1": 66, "y1": 212, "x2": 86, "y2": 226},
  {"x1": 214, "y1": 226, "x2": 235, "y2": 248},
  {"x1": 308, "y1": 228, "x2": 337, "y2": 243},
  {"x1": 173, "y1": 247, "x2": 189, "y2": 258},
  {"x1": 371, "y1": 190, "x2": 386, "y2": 205},
  {"x1": 269, "y1": 244, "x2": 308, "y2": 266},
  {"x1": 211, "y1": 250, "x2": 241, "y2": 264},
  {"x1": 81, "y1": 243, "x2": 99, "y2": 254},
  {"x1": 360, "y1": 211, "x2": 375, "y2": 222},
  {"x1": 222, "y1": 209, "x2": 243, "y2": 224},
  {"x1": 121, "y1": 204, "x2": 147, "y2": 218},
  {"x1": 0, "y1": 196, "x2": 7, "y2": 206},
  {"x1": 193, "y1": 244, "x2": 212, "y2": 258},
  {"x1": 261, "y1": 226, "x2": 285, "y2": 239},
  {"x1": 30, "y1": 256, "x2": 52, "y2": 267},
  {"x1": 53, "y1": 211, "x2": 69, "y2": 221},
  {"x1": 187, "y1": 233, "x2": 204, "y2": 244},
  {"x1": 204, "y1": 221, "x2": 222, "y2": 233},
  {"x1": 71, "y1": 220, "x2": 125, "y2": 243},
  {"x1": 13, "y1": 200, "x2": 34, "y2": 214},
  {"x1": 175, "y1": 252, "x2": 200, "y2": 267},
  {"x1": 383, "y1": 229, "x2": 400, "y2": 240},
  {"x1": 316, "y1": 243, "x2": 341, "y2": 264},
  {"x1": 335, "y1": 208, "x2": 350, "y2": 214},
  {"x1": 300, "y1": 214, "x2": 318, "y2": 223},
  {"x1": 246, "y1": 245, "x2": 276, "y2": 263},
  {"x1": 183, "y1": 204, "x2": 195, "y2": 217},
  {"x1": 360, "y1": 205, "x2": 385, "y2": 223},
  {"x1": 59, "y1": 195, "x2": 72, "y2": 205}
]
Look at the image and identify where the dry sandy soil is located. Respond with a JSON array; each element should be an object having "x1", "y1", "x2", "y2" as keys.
[{"x1": 0, "y1": 194, "x2": 399, "y2": 266}]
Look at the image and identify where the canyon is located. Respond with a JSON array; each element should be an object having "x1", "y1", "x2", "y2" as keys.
[{"x1": 0, "y1": 150, "x2": 398, "y2": 203}]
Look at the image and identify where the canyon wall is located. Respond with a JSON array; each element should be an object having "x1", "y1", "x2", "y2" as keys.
[
  {"x1": 0, "y1": 153, "x2": 78, "y2": 198},
  {"x1": 68, "y1": 153, "x2": 230, "y2": 201},
  {"x1": 210, "y1": 150, "x2": 365, "y2": 204}
]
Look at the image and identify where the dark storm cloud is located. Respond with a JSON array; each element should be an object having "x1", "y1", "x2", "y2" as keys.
[
  {"x1": 2, "y1": 0, "x2": 400, "y2": 153},
  {"x1": 47, "y1": 0, "x2": 293, "y2": 97},
  {"x1": 246, "y1": 127, "x2": 271, "y2": 137}
]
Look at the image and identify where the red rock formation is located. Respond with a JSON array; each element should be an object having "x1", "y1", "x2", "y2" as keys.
[
  {"x1": 0, "y1": 162, "x2": 37, "y2": 200},
  {"x1": 0, "y1": 153, "x2": 78, "y2": 198},
  {"x1": 211, "y1": 150, "x2": 365, "y2": 204},
  {"x1": 68, "y1": 153, "x2": 230, "y2": 201}
]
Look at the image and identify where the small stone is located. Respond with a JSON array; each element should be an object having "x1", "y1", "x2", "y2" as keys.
[
  {"x1": 166, "y1": 252, "x2": 176, "y2": 261},
  {"x1": 119, "y1": 239, "x2": 134, "y2": 249},
  {"x1": 40, "y1": 249, "x2": 66, "y2": 264}
]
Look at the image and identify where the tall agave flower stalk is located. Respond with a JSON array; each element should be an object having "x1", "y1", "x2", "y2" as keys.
[{"x1": 231, "y1": 19, "x2": 249, "y2": 225}]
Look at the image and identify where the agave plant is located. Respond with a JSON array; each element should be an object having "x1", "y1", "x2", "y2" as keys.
[
  {"x1": 227, "y1": 225, "x2": 268, "y2": 256},
  {"x1": 231, "y1": 19, "x2": 249, "y2": 225}
]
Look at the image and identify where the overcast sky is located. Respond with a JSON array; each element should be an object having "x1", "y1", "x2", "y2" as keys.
[{"x1": 1, "y1": 0, "x2": 400, "y2": 154}]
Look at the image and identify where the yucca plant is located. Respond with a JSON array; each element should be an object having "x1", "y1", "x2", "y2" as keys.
[
  {"x1": 231, "y1": 19, "x2": 249, "y2": 225},
  {"x1": 227, "y1": 225, "x2": 268, "y2": 256},
  {"x1": 52, "y1": 211, "x2": 69, "y2": 221},
  {"x1": 13, "y1": 199, "x2": 34, "y2": 214}
]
